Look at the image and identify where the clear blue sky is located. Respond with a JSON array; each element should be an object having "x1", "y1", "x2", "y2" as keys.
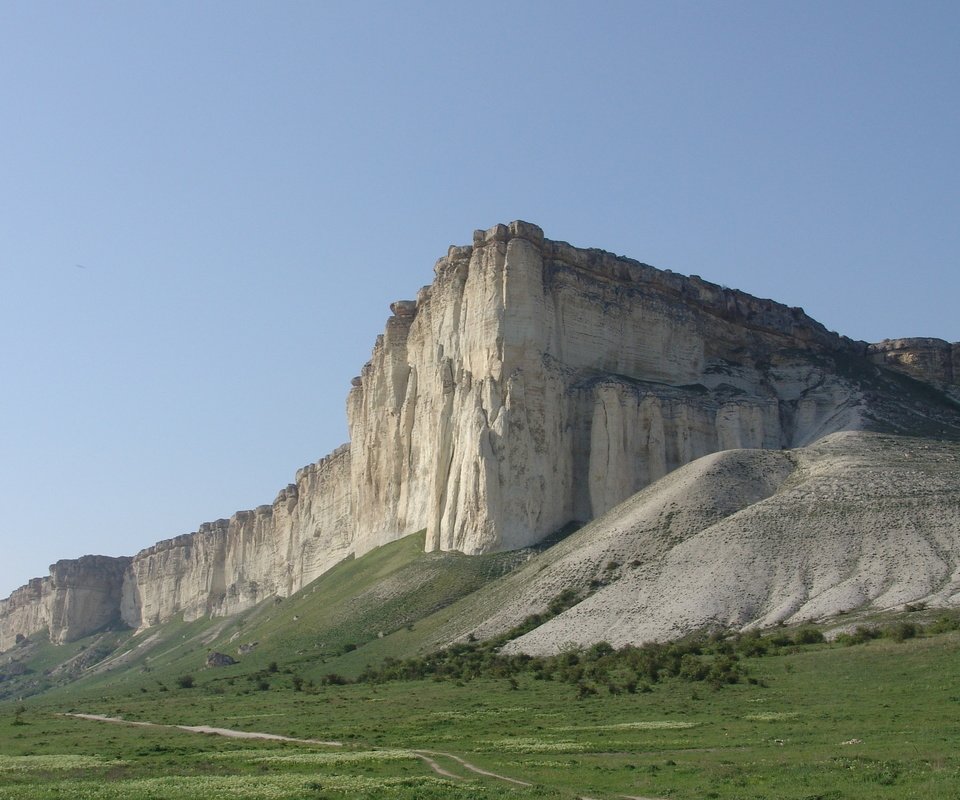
[{"x1": 1, "y1": 1, "x2": 958, "y2": 598}]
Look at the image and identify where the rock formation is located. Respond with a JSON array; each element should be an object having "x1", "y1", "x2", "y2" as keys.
[
  {"x1": 348, "y1": 221, "x2": 867, "y2": 558},
  {"x1": 0, "y1": 556, "x2": 130, "y2": 649},
  {"x1": 2, "y1": 221, "x2": 958, "y2": 651},
  {"x1": 868, "y1": 338, "x2": 960, "y2": 402},
  {"x1": 120, "y1": 446, "x2": 353, "y2": 629}
]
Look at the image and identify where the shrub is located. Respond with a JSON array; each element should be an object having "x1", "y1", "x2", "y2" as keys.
[
  {"x1": 548, "y1": 588, "x2": 580, "y2": 614},
  {"x1": 678, "y1": 654, "x2": 709, "y2": 682},
  {"x1": 739, "y1": 634, "x2": 769, "y2": 657},
  {"x1": 576, "y1": 682, "x2": 597, "y2": 700},
  {"x1": 586, "y1": 641, "x2": 614, "y2": 661},
  {"x1": 794, "y1": 628, "x2": 825, "y2": 645},
  {"x1": 888, "y1": 622, "x2": 918, "y2": 642},
  {"x1": 176, "y1": 674, "x2": 195, "y2": 689},
  {"x1": 707, "y1": 655, "x2": 741, "y2": 688},
  {"x1": 927, "y1": 614, "x2": 960, "y2": 634},
  {"x1": 836, "y1": 625, "x2": 883, "y2": 646}
]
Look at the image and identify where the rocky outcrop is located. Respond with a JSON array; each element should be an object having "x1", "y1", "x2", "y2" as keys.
[
  {"x1": 0, "y1": 556, "x2": 130, "y2": 650},
  {"x1": 868, "y1": 338, "x2": 960, "y2": 401},
  {"x1": 206, "y1": 651, "x2": 237, "y2": 667},
  {"x1": 0, "y1": 579, "x2": 48, "y2": 652},
  {"x1": 2, "y1": 221, "x2": 957, "y2": 650},
  {"x1": 47, "y1": 556, "x2": 130, "y2": 645}
]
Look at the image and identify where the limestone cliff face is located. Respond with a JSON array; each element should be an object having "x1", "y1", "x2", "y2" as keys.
[
  {"x1": 122, "y1": 445, "x2": 353, "y2": 627},
  {"x1": 47, "y1": 556, "x2": 131, "y2": 644},
  {"x1": 868, "y1": 338, "x2": 960, "y2": 401},
  {"x1": 2, "y1": 221, "x2": 952, "y2": 649},
  {"x1": 0, "y1": 556, "x2": 130, "y2": 650},
  {"x1": 0, "y1": 579, "x2": 47, "y2": 652},
  {"x1": 348, "y1": 221, "x2": 866, "y2": 556}
]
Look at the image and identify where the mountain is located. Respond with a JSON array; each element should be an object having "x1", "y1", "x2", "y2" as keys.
[{"x1": 2, "y1": 221, "x2": 959, "y2": 654}]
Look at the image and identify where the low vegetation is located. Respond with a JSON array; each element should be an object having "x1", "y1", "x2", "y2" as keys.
[
  {"x1": 2, "y1": 608, "x2": 959, "y2": 798},
  {"x1": 3, "y1": 532, "x2": 960, "y2": 799}
]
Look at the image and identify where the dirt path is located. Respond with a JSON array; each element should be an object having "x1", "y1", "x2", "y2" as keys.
[
  {"x1": 414, "y1": 748, "x2": 532, "y2": 786},
  {"x1": 63, "y1": 714, "x2": 342, "y2": 747},
  {"x1": 61, "y1": 713, "x2": 530, "y2": 786},
  {"x1": 409, "y1": 751, "x2": 461, "y2": 779},
  {"x1": 62, "y1": 712, "x2": 668, "y2": 796},
  {"x1": 176, "y1": 723, "x2": 341, "y2": 747}
]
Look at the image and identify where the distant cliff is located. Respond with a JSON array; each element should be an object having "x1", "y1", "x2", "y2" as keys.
[
  {"x1": 868, "y1": 338, "x2": 960, "y2": 403},
  {"x1": 0, "y1": 556, "x2": 129, "y2": 648},
  {"x1": 3, "y1": 222, "x2": 958, "y2": 651}
]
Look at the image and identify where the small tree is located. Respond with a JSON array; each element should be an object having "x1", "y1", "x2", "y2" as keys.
[{"x1": 176, "y1": 674, "x2": 195, "y2": 689}]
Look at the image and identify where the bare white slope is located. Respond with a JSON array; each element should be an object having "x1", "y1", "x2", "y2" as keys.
[{"x1": 488, "y1": 431, "x2": 960, "y2": 654}]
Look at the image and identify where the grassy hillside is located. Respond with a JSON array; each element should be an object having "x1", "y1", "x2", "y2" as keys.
[
  {"x1": 2, "y1": 622, "x2": 958, "y2": 799},
  {"x1": 0, "y1": 530, "x2": 529, "y2": 703}
]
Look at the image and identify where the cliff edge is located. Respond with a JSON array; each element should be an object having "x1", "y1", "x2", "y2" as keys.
[{"x1": 3, "y1": 221, "x2": 958, "y2": 650}]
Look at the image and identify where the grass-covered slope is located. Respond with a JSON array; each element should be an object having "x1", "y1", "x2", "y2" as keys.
[
  {"x1": 0, "y1": 531, "x2": 528, "y2": 701},
  {"x1": 2, "y1": 621, "x2": 959, "y2": 799}
]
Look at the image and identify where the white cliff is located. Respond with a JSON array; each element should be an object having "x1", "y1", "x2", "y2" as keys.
[
  {"x1": 347, "y1": 221, "x2": 869, "y2": 558},
  {"x1": 0, "y1": 556, "x2": 130, "y2": 650},
  {"x1": 2, "y1": 221, "x2": 958, "y2": 649},
  {"x1": 121, "y1": 446, "x2": 353, "y2": 627}
]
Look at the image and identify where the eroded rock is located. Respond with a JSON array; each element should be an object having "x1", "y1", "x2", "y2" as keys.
[
  {"x1": 206, "y1": 652, "x2": 237, "y2": 667},
  {"x1": 3, "y1": 222, "x2": 958, "y2": 650}
]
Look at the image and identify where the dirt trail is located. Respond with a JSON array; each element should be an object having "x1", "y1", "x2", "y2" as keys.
[
  {"x1": 176, "y1": 723, "x2": 341, "y2": 747},
  {"x1": 414, "y1": 748, "x2": 532, "y2": 786},
  {"x1": 63, "y1": 714, "x2": 342, "y2": 747},
  {"x1": 62, "y1": 713, "x2": 529, "y2": 786}
]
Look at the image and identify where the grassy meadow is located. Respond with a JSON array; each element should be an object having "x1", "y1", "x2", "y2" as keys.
[{"x1": 2, "y1": 625, "x2": 959, "y2": 799}]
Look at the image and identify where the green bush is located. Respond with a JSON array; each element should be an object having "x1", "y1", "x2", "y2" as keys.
[
  {"x1": 707, "y1": 655, "x2": 741, "y2": 688},
  {"x1": 888, "y1": 622, "x2": 918, "y2": 642},
  {"x1": 836, "y1": 625, "x2": 883, "y2": 646},
  {"x1": 795, "y1": 627, "x2": 825, "y2": 645},
  {"x1": 927, "y1": 614, "x2": 960, "y2": 634}
]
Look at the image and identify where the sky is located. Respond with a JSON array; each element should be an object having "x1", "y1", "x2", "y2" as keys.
[{"x1": 1, "y1": 1, "x2": 958, "y2": 598}]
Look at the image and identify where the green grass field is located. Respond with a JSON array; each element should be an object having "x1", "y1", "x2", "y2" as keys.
[{"x1": 3, "y1": 627, "x2": 959, "y2": 799}]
